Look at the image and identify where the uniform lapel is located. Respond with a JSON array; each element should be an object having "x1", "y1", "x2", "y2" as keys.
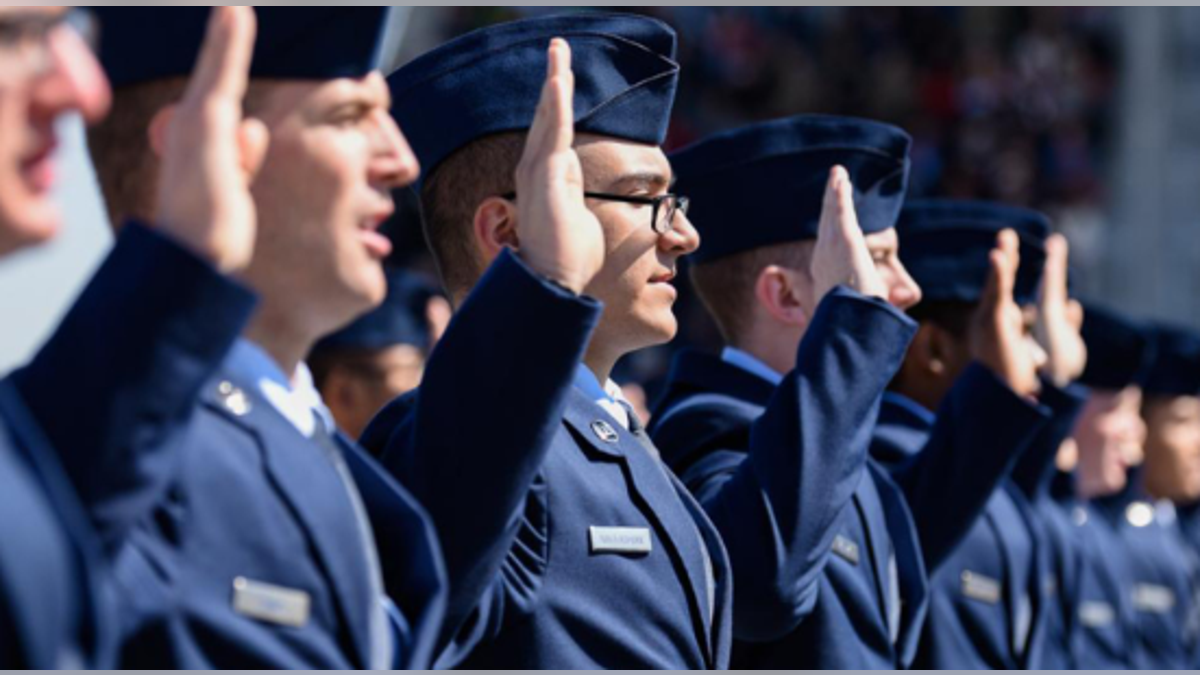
[
  {"x1": 201, "y1": 374, "x2": 373, "y2": 668},
  {"x1": 666, "y1": 466, "x2": 733, "y2": 668},
  {"x1": 982, "y1": 500, "x2": 1023, "y2": 664},
  {"x1": 869, "y1": 461, "x2": 930, "y2": 666},
  {"x1": 561, "y1": 388, "x2": 716, "y2": 665},
  {"x1": 1007, "y1": 483, "x2": 1048, "y2": 669},
  {"x1": 0, "y1": 379, "x2": 111, "y2": 666},
  {"x1": 851, "y1": 479, "x2": 894, "y2": 635},
  {"x1": 340, "y1": 436, "x2": 448, "y2": 670}
]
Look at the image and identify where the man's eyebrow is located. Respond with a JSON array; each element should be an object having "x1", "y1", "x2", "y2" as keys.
[{"x1": 603, "y1": 171, "x2": 672, "y2": 193}]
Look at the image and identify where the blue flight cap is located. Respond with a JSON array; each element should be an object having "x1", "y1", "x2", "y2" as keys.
[
  {"x1": 388, "y1": 12, "x2": 680, "y2": 181},
  {"x1": 313, "y1": 268, "x2": 437, "y2": 354},
  {"x1": 897, "y1": 199, "x2": 1050, "y2": 306},
  {"x1": 1078, "y1": 303, "x2": 1156, "y2": 391},
  {"x1": 672, "y1": 115, "x2": 911, "y2": 265},
  {"x1": 93, "y1": 7, "x2": 392, "y2": 88},
  {"x1": 1143, "y1": 325, "x2": 1200, "y2": 397}
]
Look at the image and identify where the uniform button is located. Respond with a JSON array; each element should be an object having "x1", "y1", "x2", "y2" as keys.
[
  {"x1": 218, "y1": 381, "x2": 252, "y2": 416},
  {"x1": 1126, "y1": 502, "x2": 1154, "y2": 528}
]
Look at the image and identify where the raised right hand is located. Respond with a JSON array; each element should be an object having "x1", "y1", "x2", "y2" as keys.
[
  {"x1": 1035, "y1": 234, "x2": 1087, "y2": 387},
  {"x1": 155, "y1": 7, "x2": 269, "y2": 273},
  {"x1": 512, "y1": 38, "x2": 605, "y2": 295},
  {"x1": 968, "y1": 229, "x2": 1041, "y2": 398},
  {"x1": 810, "y1": 166, "x2": 888, "y2": 303}
]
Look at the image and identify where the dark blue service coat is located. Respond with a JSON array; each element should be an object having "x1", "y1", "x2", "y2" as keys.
[
  {"x1": 363, "y1": 250, "x2": 733, "y2": 669},
  {"x1": 1, "y1": 224, "x2": 256, "y2": 668},
  {"x1": 872, "y1": 371, "x2": 1052, "y2": 670},
  {"x1": 1008, "y1": 383, "x2": 1088, "y2": 668},
  {"x1": 100, "y1": 237, "x2": 446, "y2": 670},
  {"x1": 1103, "y1": 480, "x2": 1200, "y2": 669},
  {"x1": 649, "y1": 289, "x2": 931, "y2": 668}
]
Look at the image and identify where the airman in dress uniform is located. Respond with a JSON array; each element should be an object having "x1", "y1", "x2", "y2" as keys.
[
  {"x1": 1005, "y1": 236, "x2": 1091, "y2": 669},
  {"x1": 1116, "y1": 325, "x2": 1200, "y2": 668},
  {"x1": 880, "y1": 200, "x2": 1059, "y2": 669},
  {"x1": 86, "y1": 7, "x2": 447, "y2": 668},
  {"x1": 1063, "y1": 302, "x2": 1155, "y2": 668},
  {"x1": 362, "y1": 13, "x2": 737, "y2": 669},
  {"x1": 649, "y1": 115, "x2": 929, "y2": 669},
  {"x1": 0, "y1": 6, "x2": 260, "y2": 668}
]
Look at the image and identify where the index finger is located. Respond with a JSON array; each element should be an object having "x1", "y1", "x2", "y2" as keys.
[
  {"x1": 817, "y1": 166, "x2": 852, "y2": 239},
  {"x1": 985, "y1": 229, "x2": 1019, "y2": 309},
  {"x1": 181, "y1": 7, "x2": 257, "y2": 107},
  {"x1": 516, "y1": 38, "x2": 574, "y2": 181},
  {"x1": 833, "y1": 166, "x2": 862, "y2": 237},
  {"x1": 1041, "y1": 233, "x2": 1070, "y2": 306}
]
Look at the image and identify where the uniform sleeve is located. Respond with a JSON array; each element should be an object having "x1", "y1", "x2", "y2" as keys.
[
  {"x1": 10, "y1": 221, "x2": 256, "y2": 551},
  {"x1": 886, "y1": 363, "x2": 1052, "y2": 570},
  {"x1": 1011, "y1": 381, "x2": 1088, "y2": 500},
  {"x1": 670, "y1": 287, "x2": 916, "y2": 641},
  {"x1": 370, "y1": 249, "x2": 601, "y2": 658}
]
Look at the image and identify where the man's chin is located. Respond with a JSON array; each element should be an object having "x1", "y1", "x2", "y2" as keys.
[
  {"x1": 641, "y1": 313, "x2": 679, "y2": 347},
  {"x1": 0, "y1": 196, "x2": 60, "y2": 254}
]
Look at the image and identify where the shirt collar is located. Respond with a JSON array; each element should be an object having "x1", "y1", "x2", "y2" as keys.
[
  {"x1": 573, "y1": 364, "x2": 633, "y2": 430},
  {"x1": 227, "y1": 339, "x2": 333, "y2": 438},
  {"x1": 720, "y1": 346, "x2": 784, "y2": 386},
  {"x1": 881, "y1": 390, "x2": 937, "y2": 427}
]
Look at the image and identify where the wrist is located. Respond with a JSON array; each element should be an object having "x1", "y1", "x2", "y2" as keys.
[{"x1": 517, "y1": 250, "x2": 586, "y2": 295}]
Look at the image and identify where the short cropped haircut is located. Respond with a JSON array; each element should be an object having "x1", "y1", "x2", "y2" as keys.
[
  {"x1": 87, "y1": 78, "x2": 188, "y2": 227},
  {"x1": 689, "y1": 241, "x2": 814, "y2": 346},
  {"x1": 418, "y1": 131, "x2": 526, "y2": 295},
  {"x1": 88, "y1": 79, "x2": 278, "y2": 227}
]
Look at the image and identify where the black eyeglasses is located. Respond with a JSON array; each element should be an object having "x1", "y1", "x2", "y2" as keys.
[{"x1": 502, "y1": 191, "x2": 689, "y2": 235}]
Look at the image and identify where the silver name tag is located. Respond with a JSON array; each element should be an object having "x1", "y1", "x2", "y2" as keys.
[
  {"x1": 232, "y1": 577, "x2": 311, "y2": 627},
  {"x1": 831, "y1": 535, "x2": 860, "y2": 566},
  {"x1": 1079, "y1": 600, "x2": 1116, "y2": 627},
  {"x1": 1133, "y1": 583, "x2": 1176, "y2": 614},
  {"x1": 961, "y1": 570, "x2": 1002, "y2": 605},
  {"x1": 589, "y1": 526, "x2": 653, "y2": 555}
]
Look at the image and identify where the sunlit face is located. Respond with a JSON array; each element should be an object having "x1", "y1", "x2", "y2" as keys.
[
  {"x1": 246, "y1": 72, "x2": 417, "y2": 334},
  {"x1": 864, "y1": 227, "x2": 922, "y2": 311},
  {"x1": 1142, "y1": 394, "x2": 1200, "y2": 502},
  {"x1": 575, "y1": 135, "x2": 700, "y2": 355},
  {"x1": 1075, "y1": 386, "x2": 1145, "y2": 498},
  {"x1": 323, "y1": 343, "x2": 425, "y2": 440},
  {"x1": 0, "y1": 7, "x2": 109, "y2": 255},
  {"x1": 935, "y1": 304, "x2": 1046, "y2": 388}
]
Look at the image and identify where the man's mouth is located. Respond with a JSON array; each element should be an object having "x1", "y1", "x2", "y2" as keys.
[
  {"x1": 360, "y1": 208, "x2": 395, "y2": 259},
  {"x1": 649, "y1": 269, "x2": 676, "y2": 285},
  {"x1": 20, "y1": 139, "x2": 59, "y2": 194}
]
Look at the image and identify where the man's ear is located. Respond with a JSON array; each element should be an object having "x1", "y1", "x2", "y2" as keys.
[
  {"x1": 147, "y1": 104, "x2": 178, "y2": 160},
  {"x1": 754, "y1": 265, "x2": 810, "y2": 328},
  {"x1": 472, "y1": 196, "x2": 519, "y2": 264}
]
